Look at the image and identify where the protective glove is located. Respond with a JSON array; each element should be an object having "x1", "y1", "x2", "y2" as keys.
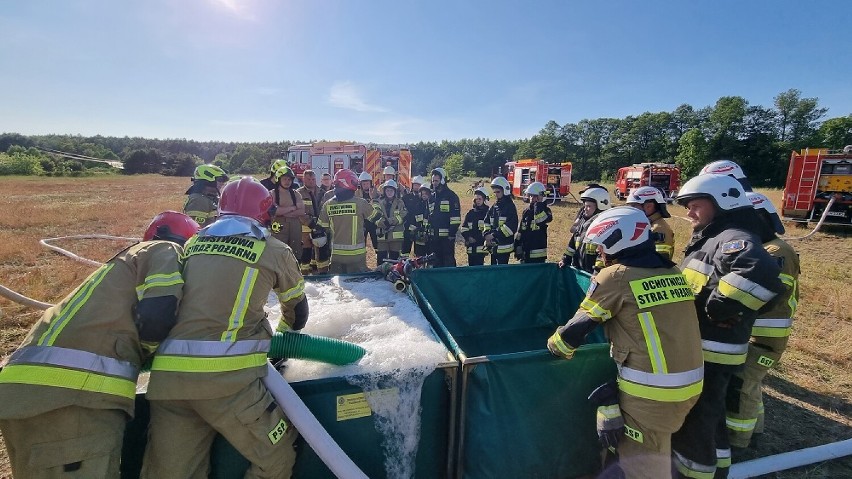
[
  {"x1": 546, "y1": 331, "x2": 576, "y2": 359},
  {"x1": 588, "y1": 381, "x2": 624, "y2": 450}
]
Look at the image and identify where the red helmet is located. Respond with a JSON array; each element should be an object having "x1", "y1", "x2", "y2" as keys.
[
  {"x1": 219, "y1": 176, "x2": 275, "y2": 225},
  {"x1": 143, "y1": 211, "x2": 200, "y2": 244},
  {"x1": 333, "y1": 169, "x2": 359, "y2": 191}
]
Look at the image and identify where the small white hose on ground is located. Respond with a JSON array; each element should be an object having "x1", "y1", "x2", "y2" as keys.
[
  {"x1": 262, "y1": 364, "x2": 369, "y2": 479},
  {"x1": 729, "y1": 438, "x2": 852, "y2": 478},
  {"x1": 0, "y1": 285, "x2": 51, "y2": 310},
  {"x1": 781, "y1": 196, "x2": 837, "y2": 241}
]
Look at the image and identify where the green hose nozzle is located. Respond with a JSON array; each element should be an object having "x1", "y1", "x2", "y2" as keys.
[{"x1": 269, "y1": 331, "x2": 366, "y2": 365}]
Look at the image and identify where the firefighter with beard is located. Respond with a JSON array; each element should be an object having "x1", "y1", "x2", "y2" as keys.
[
  {"x1": 184, "y1": 164, "x2": 228, "y2": 227},
  {"x1": 428, "y1": 167, "x2": 461, "y2": 267},
  {"x1": 319, "y1": 169, "x2": 382, "y2": 274},
  {"x1": 548, "y1": 207, "x2": 703, "y2": 479},
  {"x1": 516, "y1": 182, "x2": 553, "y2": 263},
  {"x1": 460, "y1": 186, "x2": 490, "y2": 266},
  {"x1": 483, "y1": 176, "x2": 518, "y2": 265},
  {"x1": 670, "y1": 174, "x2": 784, "y2": 479},
  {"x1": 0, "y1": 212, "x2": 199, "y2": 479},
  {"x1": 270, "y1": 164, "x2": 305, "y2": 261},
  {"x1": 725, "y1": 192, "x2": 799, "y2": 452},
  {"x1": 142, "y1": 177, "x2": 307, "y2": 479},
  {"x1": 410, "y1": 184, "x2": 434, "y2": 257},
  {"x1": 400, "y1": 175, "x2": 424, "y2": 259},
  {"x1": 626, "y1": 186, "x2": 675, "y2": 260},
  {"x1": 559, "y1": 187, "x2": 611, "y2": 273},
  {"x1": 374, "y1": 179, "x2": 408, "y2": 264},
  {"x1": 297, "y1": 169, "x2": 331, "y2": 274}
]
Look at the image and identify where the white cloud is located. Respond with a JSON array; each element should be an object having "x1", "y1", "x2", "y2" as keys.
[
  {"x1": 327, "y1": 81, "x2": 388, "y2": 113},
  {"x1": 208, "y1": 0, "x2": 258, "y2": 21}
]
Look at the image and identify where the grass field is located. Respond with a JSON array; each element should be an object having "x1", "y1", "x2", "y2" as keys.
[{"x1": 0, "y1": 174, "x2": 850, "y2": 478}]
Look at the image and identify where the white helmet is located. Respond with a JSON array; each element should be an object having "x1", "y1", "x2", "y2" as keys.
[
  {"x1": 579, "y1": 187, "x2": 611, "y2": 211},
  {"x1": 490, "y1": 176, "x2": 511, "y2": 196},
  {"x1": 700, "y1": 160, "x2": 752, "y2": 191},
  {"x1": 474, "y1": 187, "x2": 490, "y2": 200},
  {"x1": 358, "y1": 171, "x2": 372, "y2": 182},
  {"x1": 627, "y1": 186, "x2": 670, "y2": 218},
  {"x1": 383, "y1": 166, "x2": 396, "y2": 176},
  {"x1": 411, "y1": 175, "x2": 425, "y2": 186},
  {"x1": 381, "y1": 179, "x2": 398, "y2": 191},
  {"x1": 431, "y1": 167, "x2": 448, "y2": 185},
  {"x1": 746, "y1": 192, "x2": 785, "y2": 235},
  {"x1": 585, "y1": 207, "x2": 651, "y2": 255},
  {"x1": 525, "y1": 181, "x2": 546, "y2": 196},
  {"x1": 676, "y1": 174, "x2": 750, "y2": 211}
]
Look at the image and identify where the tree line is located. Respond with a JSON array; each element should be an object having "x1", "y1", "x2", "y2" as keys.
[{"x1": 1, "y1": 89, "x2": 850, "y2": 186}]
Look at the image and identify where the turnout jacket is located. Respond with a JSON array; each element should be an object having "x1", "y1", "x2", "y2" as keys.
[
  {"x1": 147, "y1": 222, "x2": 305, "y2": 400},
  {"x1": 375, "y1": 196, "x2": 407, "y2": 242},
  {"x1": 518, "y1": 201, "x2": 553, "y2": 260},
  {"x1": 750, "y1": 237, "x2": 800, "y2": 354},
  {"x1": 271, "y1": 186, "x2": 304, "y2": 235},
  {"x1": 298, "y1": 184, "x2": 324, "y2": 233},
  {"x1": 484, "y1": 196, "x2": 519, "y2": 254},
  {"x1": 648, "y1": 212, "x2": 675, "y2": 260},
  {"x1": 680, "y1": 221, "x2": 784, "y2": 371},
  {"x1": 0, "y1": 241, "x2": 184, "y2": 418},
  {"x1": 564, "y1": 212, "x2": 601, "y2": 273},
  {"x1": 428, "y1": 185, "x2": 462, "y2": 239},
  {"x1": 184, "y1": 192, "x2": 218, "y2": 228},
  {"x1": 408, "y1": 197, "x2": 433, "y2": 246},
  {"x1": 460, "y1": 204, "x2": 490, "y2": 254},
  {"x1": 555, "y1": 263, "x2": 704, "y2": 431},
  {"x1": 318, "y1": 196, "x2": 381, "y2": 256}
]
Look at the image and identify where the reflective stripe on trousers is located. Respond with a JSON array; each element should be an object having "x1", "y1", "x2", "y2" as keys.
[{"x1": 618, "y1": 365, "x2": 704, "y2": 402}]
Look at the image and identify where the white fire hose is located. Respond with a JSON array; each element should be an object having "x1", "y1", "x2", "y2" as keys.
[
  {"x1": 729, "y1": 438, "x2": 852, "y2": 478},
  {"x1": 781, "y1": 195, "x2": 837, "y2": 241}
]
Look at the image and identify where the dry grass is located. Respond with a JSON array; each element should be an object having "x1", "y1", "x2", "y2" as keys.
[{"x1": 0, "y1": 175, "x2": 849, "y2": 477}]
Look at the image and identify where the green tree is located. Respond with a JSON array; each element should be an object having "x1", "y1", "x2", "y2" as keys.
[
  {"x1": 443, "y1": 153, "x2": 466, "y2": 181},
  {"x1": 818, "y1": 115, "x2": 852, "y2": 149},
  {"x1": 774, "y1": 89, "x2": 827, "y2": 144},
  {"x1": 676, "y1": 129, "x2": 709, "y2": 179}
]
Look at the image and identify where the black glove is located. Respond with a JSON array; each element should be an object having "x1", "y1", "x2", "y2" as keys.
[
  {"x1": 308, "y1": 217, "x2": 318, "y2": 229},
  {"x1": 588, "y1": 381, "x2": 623, "y2": 450}
]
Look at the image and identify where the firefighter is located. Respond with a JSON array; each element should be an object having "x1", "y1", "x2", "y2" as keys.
[
  {"x1": 410, "y1": 183, "x2": 434, "y2": 257},
  {"x1": 725, "y1": 192, "x2": 799, "y2": 451},
  {"x1": 358, "y1": 171, "x2": 379, "y2": 255},
  {"x1": 183, "y1": 164, "x2": 229, "y2": 227},
  {"x1": 261, "y1": 158, "x2": 288, "y2": 190},
  {"x1": 428, "y1": 167, "x2": 462, "y2": 267},
  {"x1": 483, "y1": 176, "x2": 518, "y2": 265},
  {"x1": 516, "y1": 181, "x2": 553, "y2": 263},
  {"x1": 297, "y1": 169, "x2": 331, "y2": 274},
  {"x1": 547, "y1": 207, "x2": 703, "y2": 479},
  {"x1": 270, "y1": 164, "x2": 305, "y2": 261},
  {"x1": 401, "y1": 175, "x2": 425, "y2": 259},
  {"x1": 0, "y1": 211, "x2": 199, "y2": 479},
  {"x1": 460, "y1": 186, "x2": 490, "y2": 266},
  {"x1": 318, "y1": 169, "x2": 382, "y2": 274},
  {"x1": 320, "y1": 172, "x2": 333, "y2": 194},
  {"x1": 382, "y1": 165, "x2": 397, "y2": 184},
  {"x1": 142, "y1": 177, "x2": 307, "y2": 479},
  {"x1": 374, "y1": 179, "x2": 408, "y2": 264},
  {"x1": 559, "y1": 187, "x2": 611, "y2": 273},
  {"x1": 670, "y1": 174, "x2": 784, "y2": 479},
  {"x1": 700, "y1": 160, "x2": 753, "y2": 192},
  {"x1": 626, "y1": 186, "x2": 675, "y2": 260}
]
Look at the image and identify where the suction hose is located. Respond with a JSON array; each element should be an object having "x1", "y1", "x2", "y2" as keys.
[
  {"x1": 262, "y1": 363, "x2": 369, "y2": 479},
  {"x1": 268, "y1": 331, "x2": 366, "y2": 365},
  {"x1": 393, "y1": 280, "x2": 407, "y2": 292}
]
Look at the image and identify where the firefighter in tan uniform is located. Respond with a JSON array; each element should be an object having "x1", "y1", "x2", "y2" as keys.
[
  {"x1": 726, "y1": 192, "x2": 800, "y2": 450},
  {"x1": 142, "y1": 177, "x2": 308, "y2": 478},
  {"x1": 375, "y1": 179, "x2": 408, "y2": 264},
  {"x1": 270, "y1": 164, "x2": 305, "y2": 261},
  {"x1": 184, "y1": 164, "x2": 229, "y2": 227},
  {"x1": 560, "y1": 187, "x2": 611, "y2": 273},
  {"x1": 297, "y1": 169, "x2": 331, "y2": 274},
  {"x1": 318, "y1": 169, "x2": 382, "y2": 275},
  {"x1": 626, "y1": 186, "x2": 675, "y2": 260},
  {"x1": 0, "y1": 211, "x2": 199, "y2": 479},
  {"x1": 547, "y1": 207, "x2": 704, "y2": 479}
]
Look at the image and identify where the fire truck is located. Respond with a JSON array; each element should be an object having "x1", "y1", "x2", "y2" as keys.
[
  {"x1": 286, "y1": 142, "x2": 414, "y2": 189},
  {"x1": 782, "y1": 146, "x2": 852, "y2": 224},
  {"x1": 613, "y1": 163, "x2": 680, "y2": 201},
  {"x1": 505, "y1": 159, "x2": 573, "y2": 201}
]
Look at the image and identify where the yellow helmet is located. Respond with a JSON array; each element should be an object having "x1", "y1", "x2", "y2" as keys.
[
  {"x1": 269, "y1": 158, "x2": 288, "y2": 174},
  {"x1": 273, "y1": 165, "x2": 295, "y2": 182},
  {"x1": 194, "y1": 164, "x2": 228, "y2": 183}
]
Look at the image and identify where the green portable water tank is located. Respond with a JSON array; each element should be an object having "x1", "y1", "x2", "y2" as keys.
[{"x1": 409, "y1": 263, "x2": 617, "y2": 479}]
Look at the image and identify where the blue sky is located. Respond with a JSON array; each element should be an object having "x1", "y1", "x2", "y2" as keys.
[{"x1": 1, "y1": 0, "x2": 849, "y2": 143}]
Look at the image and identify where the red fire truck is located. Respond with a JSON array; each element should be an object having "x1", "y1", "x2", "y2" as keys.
[
  {"x1": 614, "y1": 163, "x2": 680, "y2": 200},
  {"x1": 782, "y1": 147, "x2": 852, "y2": 224},
  {"x1": 505, "y1": 159, "x2": 573, "y2": 201},
  {"x1": 286, "y1": 142, "x2": 414, "y2": 189}
]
